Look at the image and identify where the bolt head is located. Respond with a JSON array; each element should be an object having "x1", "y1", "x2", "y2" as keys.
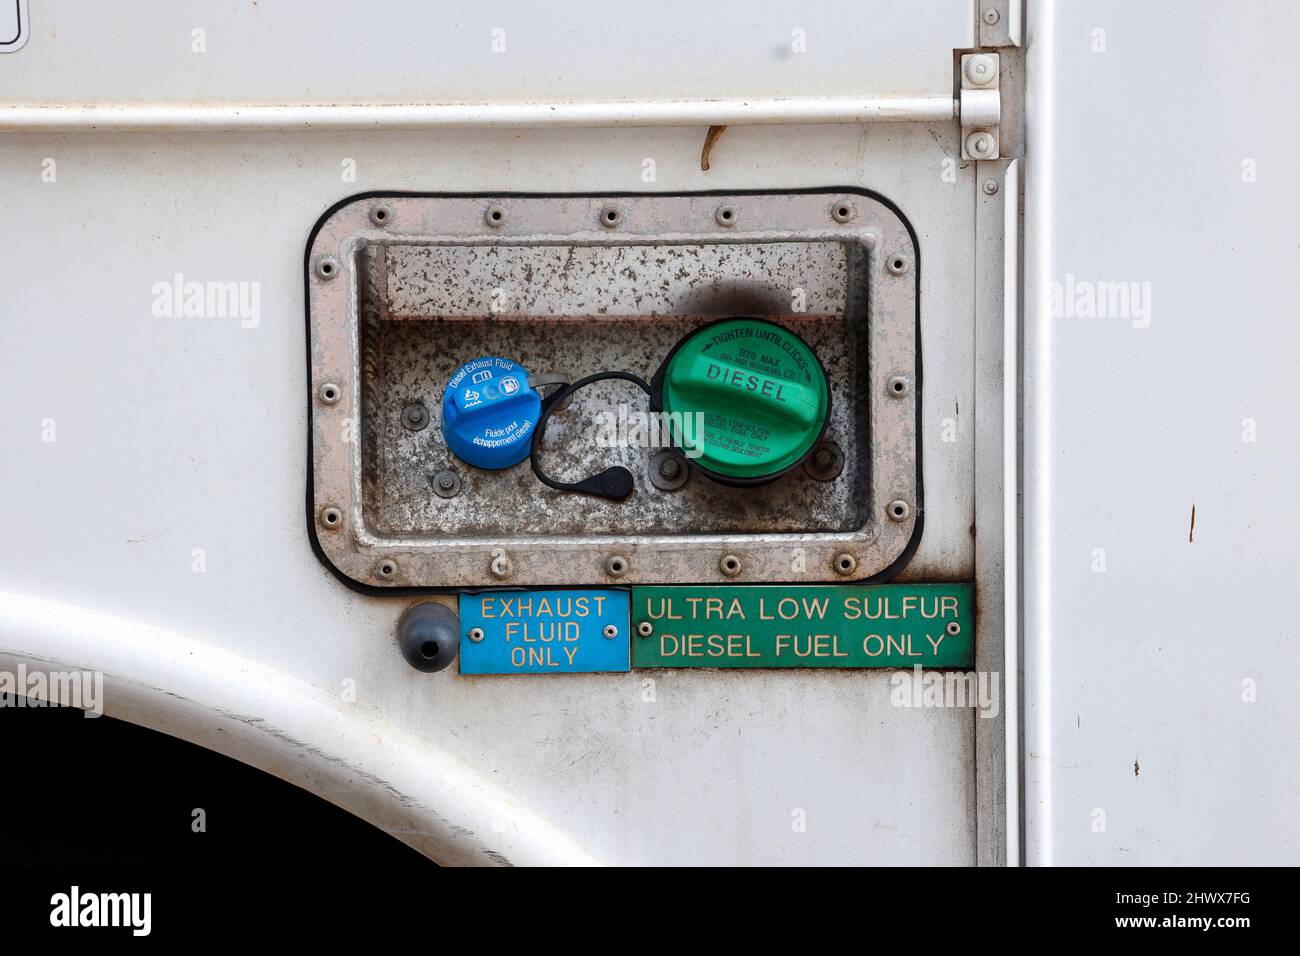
[
  {"x1": 983, "y1": 180, "x2": 1000, "y2": 195},
  {"x1": 966, "y1": 131, "x2": 996, "y2": 159},
  {"x1": 964, "y1": 54, "x2": 998, "y2": 87},
  {"x1": 983, "y1": 7, "x2": 1001, "y2": 25},
  {"x1": 401, "y1": 402, "x2": 429, "y2": 432}
]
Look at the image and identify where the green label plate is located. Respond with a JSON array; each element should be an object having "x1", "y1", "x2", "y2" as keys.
[{"x1": 631, "y1": 584, "x2": 973, "y2": 668}]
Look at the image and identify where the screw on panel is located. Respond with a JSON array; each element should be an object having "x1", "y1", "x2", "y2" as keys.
[
  {"x1": 833, "y1": 553, "x2": 857, "y2": 576},
  {"x1": 431, "y1": 469, "x2": 461, "y2": 499},
  {"x1": 649, "y1": 450, "x2": 689, "y2": 491},
  {"x1": 983, "y1": 180, "x2": 1000, "y2": 196},
  {"x1": 714, "y1": 204, "x2": 738, "y2": 227},
  {"x1": 599, "y1": 206, "x2": 623, "y2": 228},
  {"x1": 603, "y1": 624, "x2": 619, "y2": 639},
  {"x1": 887, "y1": 499, "x2": 911, "y2": 522},
  {"x1": 886, "y1": 254, "x2": 909, "y2": 276},
  {"x1": 719, "y1": 554, "x2": 742, "y2": 577},
  {"x1": 803, "y1": 441, "x2": 844, "y2": 482},
  {"x1": 319, "y1": 506, "x2": 343, "y2": 530},
  {"x1": 369, "y1": 204, "x2": 393, "y2": 227},
  {"x1": 605, "y1": 555, "x2": 629, "y2": 578},
  {"x1": 484, "y1": 203, "x2": 507, "y2": 227},
  {"x1": 468, "y1": 626, "x2": 485, "y2": 643},
  {"x1": 378, "y1": 559, "x2": 398, "y2": 579},
  {"x1": 887, "y1": 375, "x2": 910, "y2": 398},
  {"x1": 831, "y1": 200, "x2": 855, "y2": 223},
  {"x1": 965, "y1": 131, "x2": 997, "y2": 160},
  {"x1": 964, "y1": 53, "x2": 998, "y2": 87},
  {"x1": 401, "y1": 402, "x2": 429, "y2": 431},
  {"x1": 637, "y1": 621, "x2": 654, "y2": 638},
  {"x1": 315, "y1": 256, "x2": 340, "y2": 280},
  {"x1": 982, "y1": 7, "x2": 1001, "y2": 25},
  {"x1": 490, "y1": 553, "x2": 512, "y2": 580},
  {"x1": 946, "y1": 621, "x2": 961, "y2": 636},
  {"x1": 319, "y1": 382, "x2": 341, "y2": 405}
]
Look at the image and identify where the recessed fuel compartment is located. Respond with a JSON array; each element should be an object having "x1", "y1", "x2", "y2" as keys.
[{"x1": 307, "y1": 192, "x2": 919, "y2": 588}]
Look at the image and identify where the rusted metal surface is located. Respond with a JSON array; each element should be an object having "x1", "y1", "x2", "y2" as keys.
[
  {"x1": 381, "y1": 241, "x2": 849, "y2": 319},
  {"x1": 308, "y1": 193, "x2": 920, "y2": 587}
]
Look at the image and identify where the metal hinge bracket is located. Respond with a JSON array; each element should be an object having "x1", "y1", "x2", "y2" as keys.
[{"x1": 959, "y1": 52, "x2": 1001, "y2": 160}]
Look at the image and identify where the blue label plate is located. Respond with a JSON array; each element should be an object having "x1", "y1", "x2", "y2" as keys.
[{"x1": 459, "y1": 590, "x2": 630, "y2": 675}]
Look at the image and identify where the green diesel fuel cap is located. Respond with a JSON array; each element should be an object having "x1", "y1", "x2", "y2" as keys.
[{"x1": 652, "y1": 318, "x2": 830, "y2": 485}]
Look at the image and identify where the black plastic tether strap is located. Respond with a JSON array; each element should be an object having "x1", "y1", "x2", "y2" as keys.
[{"x1": 529, "y1": 371, "x2": 651, "y2": 501}]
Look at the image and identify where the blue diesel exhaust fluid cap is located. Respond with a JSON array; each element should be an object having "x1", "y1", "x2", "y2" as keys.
[{"x1": 441, "y1": 357, "x2": 540, "y2": 470}]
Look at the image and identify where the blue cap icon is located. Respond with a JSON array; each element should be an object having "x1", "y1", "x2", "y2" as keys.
[{"x1": 441, "y1": 357, "x2": 540, "y2": 470}]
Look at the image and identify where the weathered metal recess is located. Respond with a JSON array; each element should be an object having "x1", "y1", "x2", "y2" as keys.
[{"x1": 308, "y1": 193, "x2": 920, "y2": 588}]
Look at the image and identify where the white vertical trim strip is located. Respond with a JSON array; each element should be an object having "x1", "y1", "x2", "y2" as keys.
[{"x1": 1002, "y1": 158, "x2": 1022, "y2": 866}]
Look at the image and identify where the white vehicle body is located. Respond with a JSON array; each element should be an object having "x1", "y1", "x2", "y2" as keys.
[{"x1": 1, "y1": 0, "x2": 1294, "y2": 866}]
